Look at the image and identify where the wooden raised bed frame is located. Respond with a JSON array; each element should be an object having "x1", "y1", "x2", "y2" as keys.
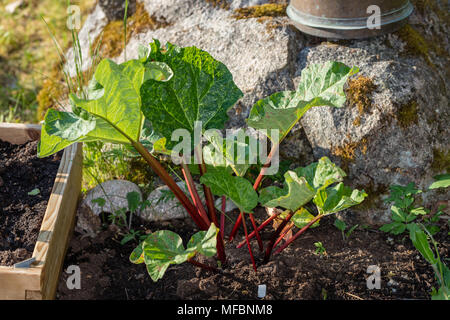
[{"x1": 0, "y1": 123, "x2": 82, "y2": 300}]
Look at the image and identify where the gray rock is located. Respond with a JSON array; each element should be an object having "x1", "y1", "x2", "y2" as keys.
[
  {"x1": 83, "y1": 179, "x2": 142, "y2": 215},
  {"x1": 296, "y1": 37, "x2": 449, "y2": 225},
  {"x1": 140, "y1": 181, "x2": 205, "y2": 222},
  {"x1": 99, "y1": 0, "x2": 136, "y2": 21},
  {"x1": 65, "y1": 3, "x2": 108, "y2": 78},
  {"x1": 117, "y1": 0, "x2": 301, "y2": 130},
  {"x1": 75, "y1": 202, "x2": 101, "y2": 238},
  {"x1": 214, "y1": 197, "x2": 238, "y2": 213},
  {"x1": 5, "y1": 0, "x2": 24, "y2": 14}
]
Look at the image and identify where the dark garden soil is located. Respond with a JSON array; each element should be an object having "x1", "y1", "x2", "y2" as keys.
[
  {"x1": 0, "y1": 139, "x2": 61, "y2": 266},
  {"x1": 57, "y1": 207, "x2": 449, "y2": 300}
]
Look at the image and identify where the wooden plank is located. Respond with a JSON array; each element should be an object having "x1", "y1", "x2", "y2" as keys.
[
  {"x1": 0, "y1": 123, "x2": 82, "y2": 300},
  {"x1": 0, "y1": 267, "x2": 41, "y2": 300},
  {"x1": 33, "y1": 143, "x2": 83, "y2": 300},
  {"x1": 0, "y1": 123, "x2": 41, "y2": 144}
]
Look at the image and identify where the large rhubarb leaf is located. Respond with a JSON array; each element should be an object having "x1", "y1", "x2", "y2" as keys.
[
  {"x1": 200, "y1": 167, "x2": 258, "y2": 213},
  {"x1": 203, "y1": 129, "x2": 258, "y2": 176},
  {"x1": 314, "y1": 182, "x2": 367, "y2": 214},
  {"x1": 38, "y1": 58, "x2": 172, "y2": 157},
  {"x1": 131, "y1": 224, "x2": 218, "y2": 282},
  {"x1": 259, "y1": 171, "x2": 316, "y2": 212},
  {"x1": 247, "y1": 62, "x2": 358, "y2": 142},
  {"x1": 140, "y1": 40, "x2": 243, "y2": 151}
]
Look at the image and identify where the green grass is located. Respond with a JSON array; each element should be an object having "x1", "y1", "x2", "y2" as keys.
[{"x1": 0, "y1": 0, "x2": 95, "y2": 123}]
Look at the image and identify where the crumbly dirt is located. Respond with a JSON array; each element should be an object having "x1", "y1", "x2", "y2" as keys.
[
  {"x1": 0, "y1": 139, "x2": 61, "y2": 266},
  {"x1": 57, "y1": 207, "x2": 449, "y2": 300}
]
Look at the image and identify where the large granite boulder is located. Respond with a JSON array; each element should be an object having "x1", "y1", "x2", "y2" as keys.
[{"x1": 67, "y1": 0, "x2": 449, "y2": 225}]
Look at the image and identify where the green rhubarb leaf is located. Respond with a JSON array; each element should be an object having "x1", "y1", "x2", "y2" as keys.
[
  {"x1": 247, "y1": 62, "x2": 358, "y2": 142},
  {"x1": 203, "y1": 129, "x2": 258, "y2": 176},
  {"x1": 39, "y1": 58, "x2": 173, "y2": 157},
  {"x1": 291, "y1": 208, "x2": 320, "y2": 229},
  {"x1": 200, "y1": 167, "x2": 258, "y2": 213},
  {"x1": 38, "y1": 119, "x2": 75, "y2": 157},
  {"x1": 135, "y1": 224, "x2": 218, "y2": 282},
  {"x1": 296, "y1": 61, "x2": 359, "y2": 107},
  {"x1": 429, "y1": 174, "x2": 450, "y2": 190},
  {"x1": 295, "y1": 156, "x2": 346, "y2": 191},
  {"x1": 141, "y1": 230, "x2": 190, "y2": 282},
  {"x1": 130, "y1": 242, "x2": 145, "y2": 264},
  {"x1": 186, "y1": 223, "x2": 218, "y2": 257},
  {"x1": 69, "y1": 59, "x2": 145, "y2": 144},
  {"x1": 141, "y1": 40, "x2": 243, "y2": 150},
  {"x1": 315, "y1": 182, "x2": 367, "y2": 214},
  {"x1": 259, "y1": 171, "x2": 316, "y2": 212}
]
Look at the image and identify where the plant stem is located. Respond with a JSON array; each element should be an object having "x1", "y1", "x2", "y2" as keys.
[
  {"x1": 181, "y1": 163, "x2": 210, "y2": 227},
  {"x1": 272, "y1": 222, "x2": 294, "y2": 250},
  {"x1": 236, "y1": 211, "x2": 281, "y2": 249},
  {"x1": 220, "y1": 196, "x2": 226, "y2": 240},
  {"x1": 187, "y1": 259, "x2": 218, "y2": 273},
  {"x1": 274, "y1": 215, "x2": 323, "y2": 255},
  {"x1": 263, "y1": 211, "x2": 294, "y2": 263},
  {"x1": 198, "y1": 162, "x2": 219, "y2": 226},
  {"x1": 241, "y1": 211, "x2": 257, "y2": 272},
  {"x1": 249, "y1": 213, "x2": 263, "y2": 252},
  {"x1": 229, "y1": 143, "x2": 279, "y2": 241},
  {"x1": 194, "y1": 146, "x2": 226, "y2": 265},
  {"x1": 132, "y1": 141, "x2": 208, "y2": 230},
  {"x1": 253, "y1": 143, "x2": 280, "y2": 190}
]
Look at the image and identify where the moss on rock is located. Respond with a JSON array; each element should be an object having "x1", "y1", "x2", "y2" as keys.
[
  {"x1": 92, "y1": 2, "x2": 170, "y2": 59},
  {"x1": 332, "y1": 136, "x2": 368, "y2": 172},
  {"x1": 205, "y1": 0, "x2": 230, "y2": 10},
  {"x1": 396, "y1": 100, "x2": 419, "y2": 128},
  {"x1": 346, "y1": 76, "x2": 376, "y2": 127},
  {"x1": 232, "y1": 3, "x2": 287, "y2": 20},
  {"x1": 431, "y1": 148, "x2": 450, "y2": 173},
  {"x1": 36, "y1": 67, "x2": 66, "y2": 121}
]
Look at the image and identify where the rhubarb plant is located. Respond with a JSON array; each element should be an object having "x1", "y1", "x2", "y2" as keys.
[{"x1": 38, "y1": 39, "x2": 366, "y2": 280}]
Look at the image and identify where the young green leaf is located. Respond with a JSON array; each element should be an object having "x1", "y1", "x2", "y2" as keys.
[
  {"x1": 186, "y1": 223, "x2": 219, "y2": 257},
  {"x1": 334, "y1": 218, "x2": 347, "y2": 232},
  {"x1": 200, "y1": 167, "x2": 258, "y2": 213},
  {"x1": 203, "y1": 129, "x2": 258, "y2": 177},
  {"x1": 408, "y1": 223, "x2": 437, "y2": 265},
  {"x1": 140, "y1": 40, "x2": 243, "y2": 150},
  {"x1": 259, "y1": 171, "x2": 316, "y2": 212},
  {"x1": 429, "y1": 174, "x2": 450, "y2": 190},
  {"x1": 380, "y1": 222, "x2": 407, "y2": 235},
  {"x1": 247, "y1": 62, "x2": 358, "y2": 142},
  {"x1": 315, "y1": 183, "x2": 367, "y2": 214},
  {"x1": 292, "y1": 208, "x2": 320, "y2": 229},
  {"x1": 132, "y1": 224, "x2": 218, "y2": 282},
  {"x1": 28, "y1": 188, "x2": 40, "y2": 196},
  {"x1": 130, "y1": 242, "x2": 144, "y2": 264},
  {"x1": 126, "y1": 191, "x2": 141, "y2": 213},
  {"x1": 295, "y1": 156, "x2": 346, "y2": 191}
]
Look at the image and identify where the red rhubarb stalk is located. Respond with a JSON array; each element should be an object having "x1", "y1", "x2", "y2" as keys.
[
  {"x1": 132, "y1": 141, "x2": 208, "y2": 230},
  {"x1": 240, "y1": 211, "x2": 257, "y2": 271},
  {"x1": 236, "y1": 210, "x2": 281, "y2": 249},
  {"x1": 272, "y1": 222, "x2": 294, "y2": 250},
  {"x1": 274, "y1": 215, "x2": 323, "y2": 255},
  {"x1": 229, "y1": 143, "x2": 279, "y2": 240},
  {"x1": 181, "y1": 163, "x2": 210, "y2": 227},
  {"x1": 263, "y1": 211, "x2": 294, "y2": 263}
]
